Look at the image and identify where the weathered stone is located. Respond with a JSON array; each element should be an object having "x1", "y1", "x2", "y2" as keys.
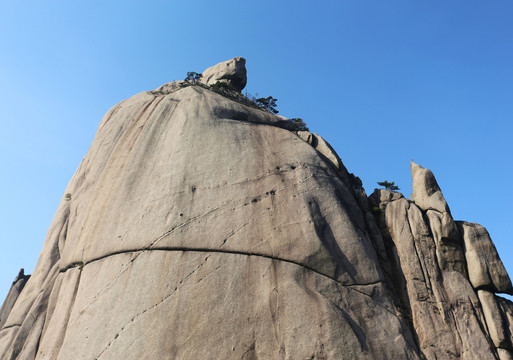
[
  {"x1": 296, "y1": 130, "x2": 356, "y2": 191},
  {"x1": 0, "y1": 269, "x2": 29, "y2": 329},
  {"x1": 385, "y1": 199, "x2": 459, "y2": 359},
  {"x1": 478, "y1": 290, "x2": 510, "y2": 349},
  {"x1": 2, "y1": 61, "x2": 513, "y2": 360},
  {"x1": 498, "y1": 297, "x2": 513, "y2": 351},
  {"x1": 498, "y1": 348, "x2": 513, "y2": 360},
  {"x1": 37, "y1": 251, "x2": 419, "y2": 360},
  {"x1": 426, "y1": 210, "x2": 466, "y2": 273},
  {"x1": 383, "y1": 192, "x2": 496, "y2": 359},
  {"x1": 458, "y1": 221, "x2": 513, "y2": 294},
  {"x1": 200, "y1": 57, "x2": 247, "y2": 92},
  {"x1": 150, "y1": 80, "x2": 182, "y2": 95},
  {"x1": 296, "y1": 131, "x2": 344, "y2": 172},
  {"x1": 410, "y1": 161, "x2": 450, "y2": 213},
  {"x1": 442, "y1": 271, "x2": 498, "y2": 359},
  {"x1": 0, "y1": 78, "x2": 418, "y2": 359},
  {"x1": 368, "y1": 189, "x2": 403, "y2": 207}
]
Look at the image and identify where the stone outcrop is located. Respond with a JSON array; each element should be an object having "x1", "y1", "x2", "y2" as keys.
[
  {"x1": 1, "y1": 58, "x2": 512, "y2": 359},
  {"x1": 410, "y1": 161, "x2": 450, "y2": 213},
  {"x1": 200, "y1": 57, "x2": 247, "y2": 92},
  {"x1": 367, "y1": 161, "x2": 513, "y2": 360},
  {"x1": 459, "y1": 221, "x2": 513, "y2": 294},
  {"x1": 0, "y1": 270, "x2": 29, "y2": 329}
]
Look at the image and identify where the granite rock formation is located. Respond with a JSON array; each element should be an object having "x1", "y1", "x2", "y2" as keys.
[
  {"x1": 200, "y1": 57, "x2": 247, "y2": 92},
  {"x1": 1, "y1": 58, "x2": 512, "y2": 359}
]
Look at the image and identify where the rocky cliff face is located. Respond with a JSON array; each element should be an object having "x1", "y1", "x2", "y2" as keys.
[{"x1": 1, "y1": 58, "x2": 512, "y2": 360}]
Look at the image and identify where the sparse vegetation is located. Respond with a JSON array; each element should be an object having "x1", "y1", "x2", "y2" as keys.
[
  {"x1": 179, "y1": 71, "x2": 310, "y2": 133},
  {"x1": 209, "y1": 81, "x2": 230, "y2": 92},
  {"x1": 284, "y1": 118, "x2": 309, "y2": 132},
  {"x1": 377, "y1": 181, "x2": 400, "y2": 191},
  {"x1": 243, "y1": 90, "x2": 258, "y2": 102},
  {"x1": 64, "y1": 193, "x2": 72, "y2": 201},
  {"x1": 185, "y1": 71, "x2": 202, "y2": 83},
  {"x1": 371, "y1": 206, "x2": 382, "y2": 214},
  {"x1": 179, "y1": 71, "x2": 202, "y2": 88},
  {"x1": 255, "y1": 96, "x2": 279, "y2": 114}
]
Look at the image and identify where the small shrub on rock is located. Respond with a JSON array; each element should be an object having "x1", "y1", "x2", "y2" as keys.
[
  {"x1": 180, "y1": 71, "x2": 202, "y2": 88},
  {"x1": 285, "y1": 118, "x2": 309, "y2": 132},
  {"x1": 377, "y1": 181, "x2": 400, "y2": 191},
  {"x1": 255, "y1": 96, "x2": 279, "y2": 114},
  {"x1": 209, "y1": 81, "x2": 230, "y2": 93}
]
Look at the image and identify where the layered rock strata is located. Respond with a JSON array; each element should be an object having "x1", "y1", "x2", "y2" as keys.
[{"x1": 1, "y1": 58, "x2": 512, "y2": 359}]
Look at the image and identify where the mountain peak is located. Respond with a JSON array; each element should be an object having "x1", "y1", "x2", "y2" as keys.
[{"x1": 1, "y1": 61, "x2": 512, "y2": 360}]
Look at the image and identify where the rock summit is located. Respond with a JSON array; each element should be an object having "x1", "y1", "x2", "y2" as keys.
[{"x1": 1, "y1": 58, "x2": 512, "y2": 360}]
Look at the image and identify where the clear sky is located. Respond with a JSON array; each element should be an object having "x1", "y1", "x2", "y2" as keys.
[{"x1": 1, "y1": 1, "x2": 512, "y2": 302}]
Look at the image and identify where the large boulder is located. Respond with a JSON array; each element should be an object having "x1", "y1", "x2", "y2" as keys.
[
  {"x1": 478, "y1": 290, "x2": 511, "y2": 349},
  {"x1": 459, "y1": 221, "x2": 513, "y2": 294},
  {"x1": 200, "y1": 57, "x2": 247, "y2": 92}
]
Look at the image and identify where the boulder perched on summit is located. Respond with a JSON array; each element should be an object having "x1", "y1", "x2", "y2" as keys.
[{"x1": 200, "y1": 57, "x2": 247, "y2": 92}]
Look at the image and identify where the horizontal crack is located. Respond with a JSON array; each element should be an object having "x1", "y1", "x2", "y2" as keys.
[
  {"x1": 59, "y1": 246, "x2": 385, "y2": 291},
  {"x1": 345, "y1": 280, "x2": 386, "y2": 288},
  {"x1": 58, "y1": 247, "x2": 404, "y2": 324}
]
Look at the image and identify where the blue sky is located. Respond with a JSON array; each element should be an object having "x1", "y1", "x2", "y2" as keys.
[{"x1": 0, "y1": 1, "x2": 512, "y2": 301}]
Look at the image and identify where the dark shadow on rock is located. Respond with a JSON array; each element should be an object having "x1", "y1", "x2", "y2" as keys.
[
  {"x1": 307, "y1": 198, "x2": 357, "y2": 282},
  {"x1": 335, "y1": 305, "x2": 369, "y2": 352}
]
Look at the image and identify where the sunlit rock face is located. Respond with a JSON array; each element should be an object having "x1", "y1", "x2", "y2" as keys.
[
  {"x1": 200, "y1": 56, "x2": 247, "y2": 92},
  {"x1": 1, "y1": 59, "x2": 512, "y2": 360}
]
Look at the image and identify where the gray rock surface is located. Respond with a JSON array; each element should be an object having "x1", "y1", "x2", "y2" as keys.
[
  {"x1": 410, "y1": 160, "x2": 450, "y2": 213},
  {"x1": 200, "y1": 57, "x2": 247, "y2": 92},
  {"x1": 478, "y1": 290, "x2": 510, "y2": 349},
  {"x1": 0, "y1": 270, "x2": 29, "y2": 329},
  {"x1": 372, "y1": 162, "x2": 513, "y2": 359},
  {"x1": 459, "y1": 221, "x2": 513, "y2": 294},
  {"x1": 1, "y1": 60, "x2": 512, "y2": 359},
  {"x1": 0, "y1": 71, "x2": 417, "y2": 359}
]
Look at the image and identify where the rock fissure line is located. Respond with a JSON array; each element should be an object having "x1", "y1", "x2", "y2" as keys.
[
  {"x1": 95, "y1": 255, "x2": 214, "y2": 360},
  {"x1": 146, "y1": 175, "x2": 317, "y2": 250},
  {"x1": 0, "y1": 324, "x2": 21, "y2": 331},
  {"x1": 59, "y1": 246, "x2": 386, "y2": 293},
  {"x1": 469, "y1": 295, "x2": 495, "y2": 351},
  {"x1": 385, "y1": 202, "x2": 427, "y2": 351},
  {"x1": 60, "y1": 245, "x2": 404, "y2": 335},
  {"x1": 54, "y1": 267, "x2": 84, "y2": 359},
  {"x1": 218, "y1": 115, "x2": 285, "y2": 128}
]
